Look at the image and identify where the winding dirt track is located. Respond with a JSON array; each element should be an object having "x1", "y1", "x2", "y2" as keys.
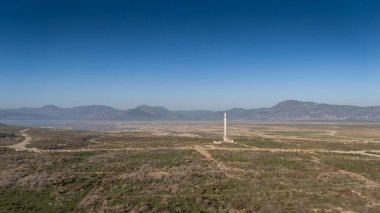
[{"x1": 7, "y1": 129, "x2": 37, "y2": 151}]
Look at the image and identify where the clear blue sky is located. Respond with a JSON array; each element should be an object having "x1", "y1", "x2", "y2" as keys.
[{"x1": 1, "y1": 0, "x2": 379, "y2": 110}]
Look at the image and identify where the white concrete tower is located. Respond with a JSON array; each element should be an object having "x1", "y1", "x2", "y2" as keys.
[
  {"x1": 223, "y1": 112, "x2": 227, "y2": 141},
  {"x1": 214, "y1": 112, "x2": 236, "y2": 144}
]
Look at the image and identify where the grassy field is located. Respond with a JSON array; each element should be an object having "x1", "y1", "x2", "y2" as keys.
[{"x1": 0, "y1": 123, "x2": 380, "y2": 212}]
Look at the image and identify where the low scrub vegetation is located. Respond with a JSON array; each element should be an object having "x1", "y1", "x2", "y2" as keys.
[{"x1": 0, "y1": 124, "x2": 379, "y2": 212}]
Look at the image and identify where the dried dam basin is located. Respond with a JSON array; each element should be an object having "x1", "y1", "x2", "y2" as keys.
[{"x1": 1, "y1": 122, "x2": 380, "y2": 212}]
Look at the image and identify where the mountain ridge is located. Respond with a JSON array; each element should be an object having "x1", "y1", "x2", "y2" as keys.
[{"x1": 1, "y1": 100, "x2": 380, "y2": 121}]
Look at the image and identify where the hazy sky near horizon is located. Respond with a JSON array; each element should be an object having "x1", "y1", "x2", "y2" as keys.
[{"x1": 1, "y1": 0, "x2": 380, "y2": 110}]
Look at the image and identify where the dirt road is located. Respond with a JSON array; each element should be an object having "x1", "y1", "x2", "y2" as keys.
[
  {"x1": 194, "y1": 145, "x2": 242, "y2": 178},
  {"x1": 7, "y1": 128, "x2": 37, "y2": 151}
]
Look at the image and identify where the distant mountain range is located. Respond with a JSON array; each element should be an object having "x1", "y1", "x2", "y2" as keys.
[{"x1": 1, "y1": 100, "x2": 380, "y2": 122}]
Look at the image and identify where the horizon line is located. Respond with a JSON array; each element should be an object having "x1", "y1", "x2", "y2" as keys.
[{"x1": 2, "y1": 100, "x2": 380, "y2": 111}]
